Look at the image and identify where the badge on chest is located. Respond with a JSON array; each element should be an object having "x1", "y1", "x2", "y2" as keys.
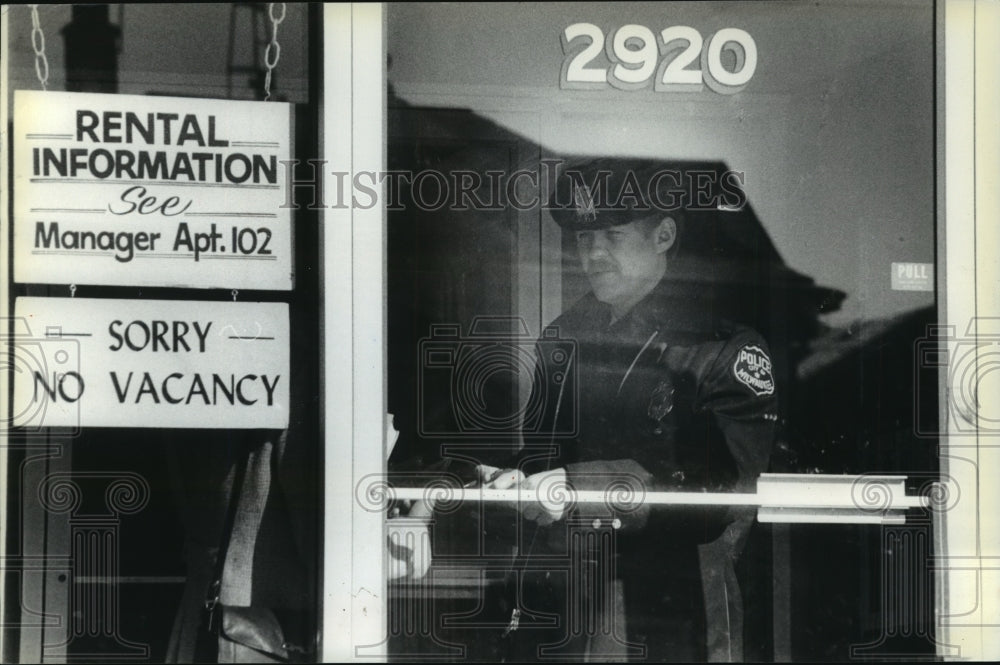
[{"x1": 647, "y1": 377, "x2": 675, "y2": 422}]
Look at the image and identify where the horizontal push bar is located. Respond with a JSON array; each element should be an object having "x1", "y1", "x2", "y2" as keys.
[{"x1": 388, "y1": 473, "x2": 933, "y2": 525}]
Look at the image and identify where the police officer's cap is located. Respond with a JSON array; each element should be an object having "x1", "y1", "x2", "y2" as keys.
[{"x1": 549, "y1": 158, "x2": 686, "y2": 231}]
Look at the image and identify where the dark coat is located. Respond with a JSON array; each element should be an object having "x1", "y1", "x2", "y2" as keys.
[
  {"x1": 505, "y1": 274, "x2": 778, "y2": 662},
  {"x1": 164, "y1": 429, "x2": 318, "y2": 663}
]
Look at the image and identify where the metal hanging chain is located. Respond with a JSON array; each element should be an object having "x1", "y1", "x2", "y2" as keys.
[
  {"x1": 263, "y1": 3, "x2": 286, "y2": 101},
  {"x1": 29, "y1": 5, "x2": 50, "y2": 90}
]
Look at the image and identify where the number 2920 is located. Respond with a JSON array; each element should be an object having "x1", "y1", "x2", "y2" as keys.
[{"x1": 560, "y1": 23, "x2": 757, "y2": 94}]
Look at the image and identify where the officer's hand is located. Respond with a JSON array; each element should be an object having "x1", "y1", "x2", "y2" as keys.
[
  {"x1": 478, "y1": 466, "x2": 569, "y2": 525},
  {"x1": 475, "y1": 464, "x2": 525, "y2": 489},
  {"x1": 518, "y1": 468, "x2": 569, "y2": 525},
  {"x1": 387, "y1": 502, "x2": 433, "y2": 580}
]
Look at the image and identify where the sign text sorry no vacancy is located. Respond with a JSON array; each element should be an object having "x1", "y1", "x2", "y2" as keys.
[{"x1": 12, "y1": 298, "x2": 289, "y2": 429}]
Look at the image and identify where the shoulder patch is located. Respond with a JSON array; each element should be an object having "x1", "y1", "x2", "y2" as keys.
[{"x1": 732, "y1": 344, "x2": 775, "y2": 396}]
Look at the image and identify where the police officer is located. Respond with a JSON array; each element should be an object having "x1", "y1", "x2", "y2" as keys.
[{"x1": 476, "y1": 158, "x2": 779, "y2": 661}]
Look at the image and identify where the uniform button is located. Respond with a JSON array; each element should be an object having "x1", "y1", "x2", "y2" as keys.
[
  {"x1": 592, "y1": 518, "x2": 602, "y2": 529},
  {"x1": 611, "y1": 518, "x2": 622, "y2": 530}
]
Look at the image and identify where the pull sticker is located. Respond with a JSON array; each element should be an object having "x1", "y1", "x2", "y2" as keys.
[
  {"x1": 733, "y1": 344, "x2": 775, "y2": 396},
  {"x1": 891, "y1": 262, "x2": 934, "y2": 291}
]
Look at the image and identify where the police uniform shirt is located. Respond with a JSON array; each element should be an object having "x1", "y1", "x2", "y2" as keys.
[{"x1": 522, "y1": 273, "x2": 778, "y2": 661}]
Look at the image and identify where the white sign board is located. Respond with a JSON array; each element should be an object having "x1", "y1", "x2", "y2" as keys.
[
  {"x1": 13, "y1": 90, "x2": 293, "y2": 290},
  {"x1": 11, "y1": 297, "x2": 289, "y2": 429}
]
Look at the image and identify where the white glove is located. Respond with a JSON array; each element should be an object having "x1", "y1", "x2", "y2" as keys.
[
  {"x1": 476, "y1": 464, "x2": 569, "y2": 525},
  {"x1": 475, "y1": 464, "x2": 525, "y2": 489}
]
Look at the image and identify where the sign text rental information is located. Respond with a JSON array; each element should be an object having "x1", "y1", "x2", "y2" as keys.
[
  {"x1": 12, "y1": 298, "x2": 289, "y2": 429},
  {"x1": 13, "y1": 90, "x2": 293, "y2": 290}
]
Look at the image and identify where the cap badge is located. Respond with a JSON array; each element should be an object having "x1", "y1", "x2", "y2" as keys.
[{"x1": 572, "y1": 182, "x2": 598, "y2": 224}]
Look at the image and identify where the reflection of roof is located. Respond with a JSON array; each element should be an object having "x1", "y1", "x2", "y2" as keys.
[
  {"x1": 557, "y1": 156, "x2": 847, "y2": 324},
  {"x1": 783, "y1": 305, "x2": 938, "y2": 476},
  {"x1": 389, "y1": 92, "x2": 847, "y2": 337},
  {"x1": 796, "y1": 307, "x2": 932, "y2": 380},
  {"x1": 560, "y1": 157, "x2": 782, "y2": 254}
]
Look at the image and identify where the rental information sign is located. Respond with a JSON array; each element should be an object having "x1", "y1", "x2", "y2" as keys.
[
  {"x1": 12, "y1": 297, "x2": 289, "y2": 429},
  {"x1": 13, "y1": 90, "x2": 293, "y2": 290}
]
